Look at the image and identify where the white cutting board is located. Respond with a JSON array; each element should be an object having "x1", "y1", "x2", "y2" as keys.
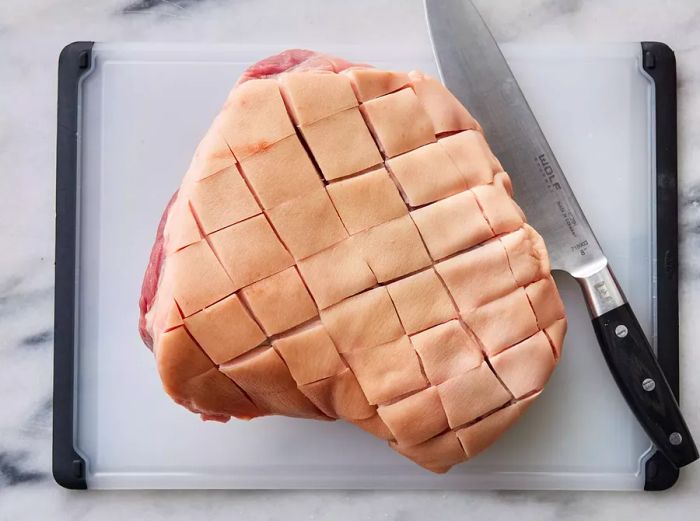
[{"x1": 72, "y1": 42, "x2": 654, "y2": 490}]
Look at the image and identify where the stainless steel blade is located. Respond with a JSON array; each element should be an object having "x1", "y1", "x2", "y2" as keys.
[{"x1": 425, "y1": 0, "x2": 607, "y2": 280}]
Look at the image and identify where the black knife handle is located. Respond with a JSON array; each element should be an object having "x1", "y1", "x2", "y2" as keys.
[{"x1": 591, "y1": 302, "x2": 698, "y2": 468}]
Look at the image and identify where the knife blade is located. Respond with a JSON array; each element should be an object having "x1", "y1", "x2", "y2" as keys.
[{"x1": 425, "y1": 0, "x2": 698, "y2": 468}]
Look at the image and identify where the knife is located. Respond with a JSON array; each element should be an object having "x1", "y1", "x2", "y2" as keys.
[{"x1": 425, "y1": 0, "x2": 698, "y2": 468}]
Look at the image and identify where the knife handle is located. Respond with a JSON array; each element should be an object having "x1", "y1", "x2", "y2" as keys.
[{"x1": 579, "y1": 266, "x2": 698, "y2": 468}]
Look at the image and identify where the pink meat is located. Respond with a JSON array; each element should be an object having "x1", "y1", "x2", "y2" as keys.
[
  {"x1": 237, "y1": 49, "x2": 360, "y2": 84},
  {"x1": 138, "y1": 50, "x2": 365, "y2": 349},
  {"x1": 138, "y1": 191, "x2": 176, "y2": 349}
]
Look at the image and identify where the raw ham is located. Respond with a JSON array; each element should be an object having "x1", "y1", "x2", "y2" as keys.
[{"x1": 138, "y1": 49, "x2": 567, "y2": 473}]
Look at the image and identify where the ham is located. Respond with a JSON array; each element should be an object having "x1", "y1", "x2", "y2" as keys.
[{"x1": 138, "y1": 49, "x2": 567, "y2": 473}]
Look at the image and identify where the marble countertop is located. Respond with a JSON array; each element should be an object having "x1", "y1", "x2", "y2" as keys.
[{"x1": 1, "y1": 0, "x2": 699, "y2": 518}]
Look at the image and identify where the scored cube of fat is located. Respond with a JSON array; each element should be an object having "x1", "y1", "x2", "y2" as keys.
[
  {"x1": 166, "y1": 239, "x2": 236, "y2": 317},
  {"x1": 343, "y1": 336, "x2": 427, "y2": 405},
  {"x1": 219, "y1": 347, "x2": 295, "y2": 394},
  {"x1": 494, "y1": 171, "x2": 515, "y2": 198},
  {"x1": 411, "y1": 191, "x2": 493, "y2": 261},
  {"x1": 526, "y1": 224, "x2": 550, "y2": 273},
  {"x1": 297, "y1": 239, "x2": 377, "y2": 309},
  {"x1": 299, "y1": 368, "x2": 375, "y2": 420},
  {"x1": 274, "y1": 322, "x2": 346, "y2": 385},
  {"x1": 218, "y1": 79, "x2": 295, "y2": 159},
  {"x1": 524, "y1": 223, "x2": 550, "y2": 273},
  {"x1": 189, "y1": 367, "x2": 262, "y2": 420},
  {"x1": 247, "y1": 388, "x2": 327, "y2": 419},
  {"x1": 300, "y1": 107, "x2": 382, "y2": 181},
  {"x1": 188, "y1": 166, "x2": 261, "y2": 234},
  {"x1": 544, "y1": 317, "x2": 567, "y2": 358},
  {"x1": 157, "y1": 326, "x2": 211, "y2": 379},
  {"x1": 343, "y1": 68, "x2": 410, "y2": 102},
  {"x1": 456, "y1": 402, "x2": 523, "y2": 458},
  {"x1": 525, "y1": 277, "x2": 565, "y2": 329},
  {"x1": 186, "y1": 124, "x2": 237, "y2": 181},
  {"x1": 471, "y1": 182, "x2": 524, "y2": 235},
  {"x1": 164, "y1": 196, "x2": 201, "y2": 253},
  {"x1": 320, "y1": 286, "x2": 404, "y2": 352},
  {"x1": 461, "y1": 288, "x2": 539, "y2": 356},
  {"x1": 278, "y1": 71, "x2": 358, "y2": 125},
  {"x1": 490, "y1": 331, "x2": 556, "y2": 399},
  {"x1": 239, "y1": 267, "x2": 318, "y2": 336},
  {"x1": 351, "y1": 413, "x2": 394, "y2": 440},
  {"x1": 360, "y1": 88, "x2": 436, "y2": 157},
  {"x1": 156, "y1": 327, "x2": 259, "y2": 419},
  {"x1": 239, "y1": 134, "x2": 323, "y2": 209},
  {"x1": 219, "y1": 347, "x2": 324, "y2": 419},
  {"x1": 386, "y1": 268, "x2": 456, "y2": 335},
  {"x1": 356, "y1": 215, "x2": 432, "y2": 283},
  {"x1": 435, "y1": 239, "x2": 518, "y2": 311},
  {"x1": 409, "y1": 71, "x2": 479, "y2": 135},
  {"x1": 438, "y1": 131, "x2": 500, "y2": 188},
  {"x1": 266, "y1": 189, "x2": 348, "y2": 260},
  {"x1": 499, "y1": 226, "x2": 549, "y2": 286},
  {"x1": 390, "y1": 431, "x2": 467, "y2": 473},
  {"x1": 385, "y1": 142, "x2": 467, "y2": 207},
  {"x1": 410, "y1": 320, "x2": 483, "y2": 385},
  {"x1": 162, "y1": 299, "x2": 183, "y2": 331},
  {"x1": 437, "y1": 362, "x2": 512, "y2": 428},
  {"x1": 208, "y1": 214, "x2": 294, "y2": 290},
  {"x1": 326, "y1": 167, "x2": 407, "y2": 234},
  {"x1": 377, "y1": 386, "x2": 449, "y2": 447},
  {"x1": 184, "y1": 293, "x2": 265, "y2": 365}
]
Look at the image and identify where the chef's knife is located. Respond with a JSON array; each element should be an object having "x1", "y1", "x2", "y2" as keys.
[{"x1": 425, "y1": 0, "x2": 698, "y2": 468}]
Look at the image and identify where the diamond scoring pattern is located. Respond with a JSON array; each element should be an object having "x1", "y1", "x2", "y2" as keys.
[{"x1": 152, "y1": 63, "x2": 566, "y2": 474}]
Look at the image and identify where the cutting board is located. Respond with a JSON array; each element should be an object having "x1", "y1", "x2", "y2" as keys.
[{"x1": 53, "y1": 40, "x2": 679, "y2": 490}]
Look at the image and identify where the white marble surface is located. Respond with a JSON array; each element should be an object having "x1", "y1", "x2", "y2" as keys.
[{"x1": 1, "y1": 0, "x2": 699, "y2": 518}]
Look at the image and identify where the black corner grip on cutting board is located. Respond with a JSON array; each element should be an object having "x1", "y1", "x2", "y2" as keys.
[
  {"x1": 638, "y1": 41, "x2": 684, "y2": 491},
  {"x1": 54, "y1": 41, "x2": 94, "y2": 490}
]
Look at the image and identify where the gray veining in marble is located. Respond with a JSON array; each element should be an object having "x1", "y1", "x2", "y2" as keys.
[{"x1": 1, "y1": 0, "x2": 699, "y2": 518}]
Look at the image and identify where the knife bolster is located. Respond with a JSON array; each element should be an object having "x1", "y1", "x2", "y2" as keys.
[{"x1": 577, "y1": 265, "x2": 626, "y2": 318}]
